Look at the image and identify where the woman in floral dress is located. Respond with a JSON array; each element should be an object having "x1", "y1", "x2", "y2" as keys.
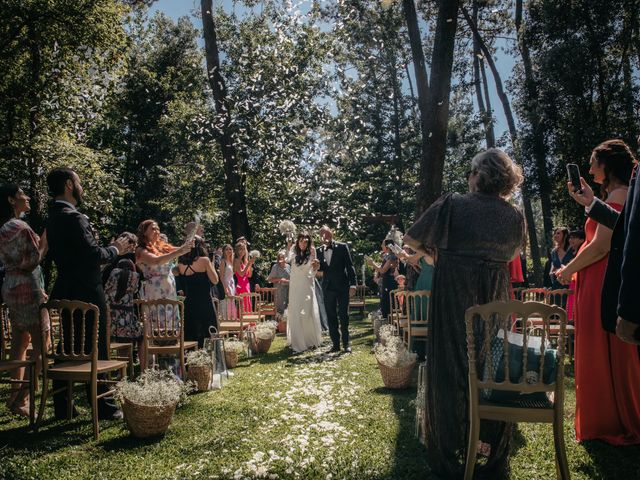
[
  {"x1": 218, "y1": 244, "x2": 237, "y2": 320},
  {"x1": 0, "y1": 185, "x2": 49, "y2": 417},
  {"x1": 135, "y1": 220, "x2": 191, "y2": 370},
  {"x1": 104, "y1": 258, "x2": 141, "y2": 357}
]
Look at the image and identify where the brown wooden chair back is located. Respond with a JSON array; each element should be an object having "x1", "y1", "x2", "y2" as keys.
[
  {"x1": 545, "y1": 289, "x2": 573, "y2": 307},
  {"x1": 463, "y1": 299, "x2": 569, "y2": 479},
  {"x1": 405, "y1": 290, "x2": 430, "y2": 349},
  {"x1": 389, "y1": 289, "x2": 407, "y2": 333},
  {"x1": 42, "y1": 300, "x2": 100, "y2": 364},
  {"x1": 256, "y1": 286, "x2": 277, "y2": 319},
  {"x1": 133, "y1": 298, "x2": 184, "y2": 344},
  {"x1": 520, "y1": 288, "x2": 547, "y2": 303}
]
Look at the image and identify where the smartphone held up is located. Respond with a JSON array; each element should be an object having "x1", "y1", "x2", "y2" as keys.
[{"x1": 566, "y1": 163, "x2": 582, "y2": 193}]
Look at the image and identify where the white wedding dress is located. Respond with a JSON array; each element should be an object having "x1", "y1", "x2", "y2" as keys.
[{"x1": 286, "y1": 247, "x2": 323, "y2": 352}]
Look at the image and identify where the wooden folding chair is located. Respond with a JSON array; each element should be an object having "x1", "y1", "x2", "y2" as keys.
[
  {"x1": 464, "y1": 300, "x2": 569, "y2": 480},
  {"x1": 255, "y1": 286, "x2": 277, "y2": 320},
  {"x1": 133, "y1": 299, "x2": 197, "y2": 378},
  {"x1": 520, "y1": 288, "x2": 548, "y2": 303},
  {"x1": 405, "y1": 290, "x2": 430, "y2": 352},
  {"x1": 240, "y1": 293, "x2": 264, "y2": 325},
  {"x1": 218, "y1": 295, "x2": 245, "y2": 339},
  {"x1": 36, "y1": 300, "x2": 128, "y2": 439},
  {"x1": 0, "y1": 304, "x2": 36, "y2": 426},
  {"x1": 348, "y1": 285, "x2": 367, "y2": 317},
  {"x1": 389, "y1": 289, "x2": 407, "y2": 335}
]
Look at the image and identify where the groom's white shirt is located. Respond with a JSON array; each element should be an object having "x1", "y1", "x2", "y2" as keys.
[{"x1": 324, "y1": 244, "x2": 333, "y2": 266}]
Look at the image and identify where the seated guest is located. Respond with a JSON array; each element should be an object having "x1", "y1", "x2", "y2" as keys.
[
  {"x1": 267, "y1": 251, "x2": 290, "y2": 315},
  {"x1": 176, "y1": 237, "x2": 219, "y2": 347},
  {"x1": 104, "y1": 258, "x2": 141, "y2": 360},
  {"x1": 0, "y1": 185, "x2": 49, "y2": 417}
]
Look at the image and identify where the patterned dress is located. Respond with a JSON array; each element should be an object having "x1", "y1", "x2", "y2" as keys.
[
  {"x1": 219, "y1": 262, "x2": 237, "y2": 320},
  {"x1": 0, "y1": 219, "x2": 45, "y2": 330},
  {"x1": 104, "y1": 267, "x2": 141, "y2": 338},
  {"x1": 137, "y1": 261, "x2": 178, "y2": 330}
]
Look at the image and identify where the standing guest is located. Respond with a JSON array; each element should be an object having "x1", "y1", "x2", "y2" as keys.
[
  {"x1": 317, "y1": 226, "x2": 357, "y2": 353},
  {"x1": 176, "y1": 237, "x2": 219, "y2": 347},
  {"x1": 0, "y1": 185, "x2": 49, "y2": 417},
  {"x1": 267, "y1": 250, "x2": 291, "y2": 315},
  {"x1": 366, "y1": 239, "x2": 398, "y2": 320},
  {"x1": 218, "y1": 244, "x2": 237, "y2": 320},
  {"x1": 45, "y1": 167, "x2": 130, "y2": 420},
  {"x1": 549, "y1": 227, "x2": 574, "y2": 290},
  {"x1": 404, "y1": 148, "x2": 525, "y2": 478},
  {"x1": 135, "y1": 220, "x2": 192, "y2": 370},
  {"x1": 556, "y1": 139, "x2": 640, "y2": 444},
  {"x1": 234, "y1": 241, "x2": 255, "y2": 312},
  {"x1": 566, "y1": 137, "x2": 640, "y2": 346},
  {"x1": 104, "y1": 258, "x2": 141, "y2": 358},
  {"x1": 565, "y1": 230, "x2": 586, "y2": 320},
  {"x1": 210, "y1": 246, "x2": 224, "y2": 301}
]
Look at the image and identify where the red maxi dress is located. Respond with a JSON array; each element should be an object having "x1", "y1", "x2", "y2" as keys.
[{"x1": 574, "y1": 202, "x2": 640, "y2": 444}]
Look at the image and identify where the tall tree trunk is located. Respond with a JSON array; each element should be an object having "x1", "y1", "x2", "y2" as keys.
[
  {"x1": 515, "y1": 0, "x2": 554, "y2": 248},
  {"x1": 462, "y1": 6, "x2": 543, "y2": 285},
  {"x1": 401, "y1": 0, "x2": 430, "y2": 212},
  {"x1": 201, "y1": 0, "x2": 251, "y2": 241},
  {"x1": 417, "y1": 0, "x2": 460, "y2": 211},
  {"x1": 472, "y1": 1, "x2": 495, "y2": 147}
]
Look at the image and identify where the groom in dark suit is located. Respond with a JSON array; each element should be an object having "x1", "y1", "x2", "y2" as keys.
[
  {"x1": 317, "y1": 226, "x2": 357, "y2": 353},
  {"x1": 45, "y1": 167, "x2": 129, "y2": 419}
]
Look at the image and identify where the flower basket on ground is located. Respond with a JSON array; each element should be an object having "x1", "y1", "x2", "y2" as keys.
[
  {"x1": 276, "y1": 312, "x2": 287, "y2": 334},
  {"x1": 378, "y1": 324, "x2": 396, "y2": 346},
  {"x1": 224, "y1": 338, "x2": 245, "y2": 368},
  {"x1": 375, "y1": 336, "x2": 417, "y2": 389},
  {"x1": 115, "y1": 369, "x2": 194, "y2": 438},
  {"x1": 249, "y1": 321, "x2": 277, "y2": 354},
  {"x1": 186, "y1": 350, "x2": 213, "y2": 392}
]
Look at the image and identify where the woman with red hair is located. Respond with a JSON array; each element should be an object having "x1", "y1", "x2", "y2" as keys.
[{"x1": 135, "y1": 220, "x2": 192, "y2": 369}]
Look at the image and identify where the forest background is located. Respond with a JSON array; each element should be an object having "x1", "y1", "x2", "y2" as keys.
[{"x1": 1, "y1": 0, "x2": 639, "y2": 287}]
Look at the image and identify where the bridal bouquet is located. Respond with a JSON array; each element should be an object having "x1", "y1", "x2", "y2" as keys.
[
  {"x1": 279, "y1": 220, "x2": 297, "y2": 243},
  {"x1": 249, "y1": 249, "x2": 261, "y2": 260}
]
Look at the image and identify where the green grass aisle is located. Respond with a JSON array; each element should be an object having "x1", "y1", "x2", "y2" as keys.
[{"x1": 1, "y1": 306, "x2": 639, "y2": 479}]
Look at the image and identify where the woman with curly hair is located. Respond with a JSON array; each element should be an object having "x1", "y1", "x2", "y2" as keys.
[{"x1": 404, "y1": 148, "x2": 525, "y2": 478}]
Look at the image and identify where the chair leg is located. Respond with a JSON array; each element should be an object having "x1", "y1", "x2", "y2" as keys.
[
  {"x1": 128, "y1": 346, "x2": 134, "y2": 378},
  {"x1": 66, "y1": 381, "x2": 73, "y2": 420},
  {"x1": 35, "y1": 373, "x2": 48, "y2": 431},
  {"x1": 464, "y1": 412, "x2": 480, "y2": 480},
  {"x1": 553, "y1": 414, "x2": 570, "y2": 480},
  {"x1": 91, "y1": 376, "x2": 99, "y2": 441},
  {"x1": 29, "y1": 362, "x2": 35, "y2": 428}
]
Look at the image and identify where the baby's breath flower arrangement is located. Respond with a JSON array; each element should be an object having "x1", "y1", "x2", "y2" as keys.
[
  {"x1": 378, "y1": 324, "x2": 396, "y2": 345},
  {"x1": 186, "y1": 349, "x2": 213, "y2": 368},
  {"x1": 115, "y1": 369, "x2": 194, "y2": 408},
  {"x1": 374, "y1": 336, "x2": 417, "y2": 368},
  {"x1": 224, "y1": 337, "x2": 246, "y2": 354},
  {"x1": 255, "y1": 320, "x2": 278, "y2": 340}
]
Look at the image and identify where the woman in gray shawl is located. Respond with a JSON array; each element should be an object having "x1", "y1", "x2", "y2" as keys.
[{"x1": 405, "y1": 149, "x2": 525, "y2": 479}]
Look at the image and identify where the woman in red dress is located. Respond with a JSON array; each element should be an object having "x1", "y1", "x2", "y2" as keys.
[{"x1": 557, "y1": 139, "x2": 640, "y2": 445}]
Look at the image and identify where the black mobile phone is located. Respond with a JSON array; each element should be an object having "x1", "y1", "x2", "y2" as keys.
[{"x1": 566, "y1": 163, "x2": 582, "y2": 193}]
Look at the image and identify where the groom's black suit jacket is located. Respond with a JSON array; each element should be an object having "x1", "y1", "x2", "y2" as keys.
[
  {"x1": 587, "y1": 165, "x2": 639, "y2": 331},
  {"x1": 317, "y1": 242, "x2": 357, "y2": 292}
]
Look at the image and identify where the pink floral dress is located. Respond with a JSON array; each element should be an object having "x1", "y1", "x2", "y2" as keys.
[{"x1": 0, "y1": 219, "x2": 45, "y2": 329}]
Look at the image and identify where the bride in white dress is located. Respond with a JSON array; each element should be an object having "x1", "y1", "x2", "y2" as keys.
[{"x1": 285, "y1": 232, "x2": 323, "y2": 352}]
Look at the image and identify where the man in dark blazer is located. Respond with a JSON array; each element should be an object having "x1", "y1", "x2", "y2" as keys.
[
  {"x1": 567, "y1": 153, "x2": 639, "y2": 344},
  {"x1": 45, "y1": 167, "x2": 129, "y2": 419},
  {"x1": 317, "y1": 226, "x2": 357, "y2": 353}
]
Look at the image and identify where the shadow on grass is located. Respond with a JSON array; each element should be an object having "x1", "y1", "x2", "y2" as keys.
[{"x1": 578, "y1": 440, "x2": 640, "y2": 479}]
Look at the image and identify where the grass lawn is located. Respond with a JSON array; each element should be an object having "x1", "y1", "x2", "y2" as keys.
[{"x1": 1, "y1": 300, "x2": 639, "y2": 479}]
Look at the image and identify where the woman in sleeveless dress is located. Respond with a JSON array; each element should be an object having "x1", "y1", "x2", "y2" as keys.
[
  {"x1": 405, "y1": 149, "x2": 525, "y2": 478},
  {"x1": 177, "y1": 237, "x2": 219, "y2": 347},
  {"x1": 557, "y1": 140, "x2": 640, "y2": 445},
  {"x1": 135, "y1": 220, "x2": 191, "y2": 370},
  {"x1": 218, "y1": 244, "x2": 237, "y2": 320},
  {"x1": 234, "y1": 242, "x2": 254, "y2": 312},
  {"x1": 285, "y1": 232, "x2": 323, "y2": 352}
]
